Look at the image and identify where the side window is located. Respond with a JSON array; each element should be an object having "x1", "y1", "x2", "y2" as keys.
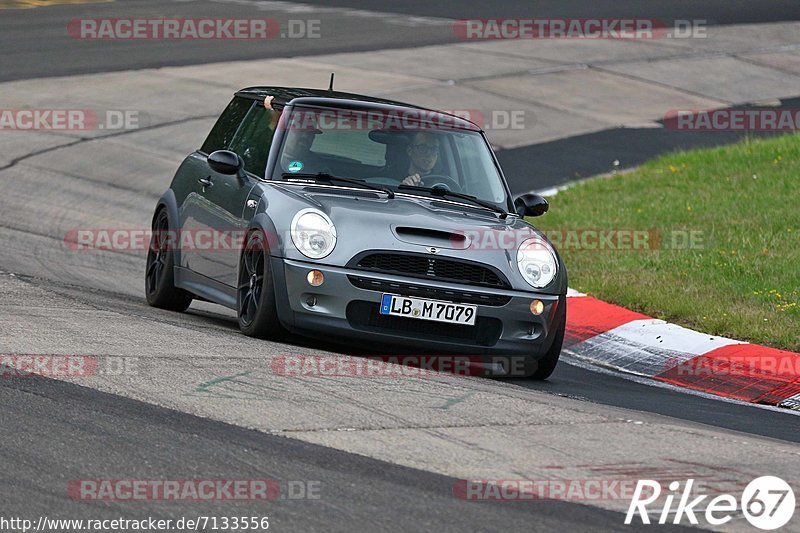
[
  {"x1": 200, "y1": 97, "x2": 253, "y2": 154},
  {"x1": 228, "y1": 104, "x2": 279, "y2": 177}
]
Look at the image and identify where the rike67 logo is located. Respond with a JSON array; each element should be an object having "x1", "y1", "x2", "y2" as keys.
[{"x1": 625, "y1": 476, "x2": 795, "y2": 530}]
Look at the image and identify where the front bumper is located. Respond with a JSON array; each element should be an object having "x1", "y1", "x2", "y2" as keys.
[{"x1": 272, "y1": 257, "x2": 565, "y2": 359}]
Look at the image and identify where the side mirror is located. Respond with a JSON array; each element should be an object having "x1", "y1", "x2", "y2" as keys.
[
  {"x1": 514, "y1": 193, "x2": 549, "y2": 217},
  {"x1": 208, "y1": 150, "x2": 244, "y2": 176}
]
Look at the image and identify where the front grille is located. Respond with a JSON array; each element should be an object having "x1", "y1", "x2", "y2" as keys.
[
  {"x1": 347, "y1": 276, "x2": 511, "y2": 307},
  {"x1": 346, "y1": 300, "x2": 502, "y2": 346},
  {"x1": 352, "y1": 252, "x2": 509, "y2": 288}
]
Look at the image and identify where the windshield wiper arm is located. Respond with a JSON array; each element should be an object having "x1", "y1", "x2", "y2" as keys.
[
  {"x1": 282, "y1": 172, "x2": 395, "y2": 199},
  {"x1": 398, "y1": 184, "x2": 508, "y2": 217}
]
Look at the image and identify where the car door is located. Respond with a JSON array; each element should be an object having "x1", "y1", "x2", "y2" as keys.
[
  {"x1": 178, "y1": 96, "x2": 253, "y2": 276},
  {"x1": 193, "y1": 101, "x2": 279, "y2": 287}
]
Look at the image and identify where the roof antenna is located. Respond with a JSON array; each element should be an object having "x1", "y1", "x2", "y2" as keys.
[{"x1": 327, "y1": 72, "x2": 335, "y2": 93}]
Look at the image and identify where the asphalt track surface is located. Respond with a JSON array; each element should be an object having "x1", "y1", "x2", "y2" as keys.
[
  {"x1": 1, "y1": 1, "x2": 799, "y2": 531},
  {"x1": 297, "y1": 0, "x2": 800, "y2": 25},
  {"x1": 500, "y1": 114, "x2": 792, "y2": 194},
  {"x1": 6, "y1": 369, "x2": 685, "y2": 532},
  {"x1": 0, "y1": 276, "x2": 793, "y2": 530},
  {"x1": 3, "y1": 0, "x2": 800, "y2": 82}
]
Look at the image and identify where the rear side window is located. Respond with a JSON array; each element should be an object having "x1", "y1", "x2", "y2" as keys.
[{"x1": 200, "y1": 97, "x2": 253, "y2": 154}]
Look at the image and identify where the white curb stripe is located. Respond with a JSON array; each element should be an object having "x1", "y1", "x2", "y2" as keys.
[
  {"x1": 780, "y1": 394, "x2": 800, "y2": 410},
  {"x1": 567, "y1": 319, "x2": 745, "y2": 377}
]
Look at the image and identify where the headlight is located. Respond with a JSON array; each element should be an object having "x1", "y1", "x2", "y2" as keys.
[
  {"x1": 517, "y1": 236, "x2": 558, "y2": 288},
  {"x1": 291, "y1": 209, "x2": 337, "y2": 259}
]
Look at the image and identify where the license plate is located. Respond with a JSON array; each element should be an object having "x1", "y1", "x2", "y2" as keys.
[{"x1": 379, "y1": 294, "x2": 477, "y2": 326}]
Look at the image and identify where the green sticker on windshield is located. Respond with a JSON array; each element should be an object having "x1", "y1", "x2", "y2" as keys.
[{"x1": 288, "y1": 161, "x2": 303, "y2": 173}]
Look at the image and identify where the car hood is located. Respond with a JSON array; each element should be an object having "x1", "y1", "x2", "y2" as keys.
[{"x1": 261, "y1": 183, "x2": 564, "y2": 293}]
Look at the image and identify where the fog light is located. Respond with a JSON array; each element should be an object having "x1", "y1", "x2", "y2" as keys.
[
  {"x1": 530, "y1": 299, "x2": 544, "y2": 315},
  {"x1": 307, "y1": 270, "x2": 324, "y2": 286}
]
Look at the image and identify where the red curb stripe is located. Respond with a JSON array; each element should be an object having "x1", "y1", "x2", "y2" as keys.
[
  {"x1": 565, "y1": 297, "x2": 649, "y2": 346},
  {"x1": 654, "y1": 344, "x2": 800, "y2": 404}
]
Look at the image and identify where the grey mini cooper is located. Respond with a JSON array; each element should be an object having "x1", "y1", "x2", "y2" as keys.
[{"x1": 146, "y1": 86, "x2": 567, "y2": 378}]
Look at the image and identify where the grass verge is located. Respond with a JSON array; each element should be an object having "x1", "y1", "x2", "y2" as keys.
[{"x1": 532, "y1": 133, "x2": 799, "y2": 352}]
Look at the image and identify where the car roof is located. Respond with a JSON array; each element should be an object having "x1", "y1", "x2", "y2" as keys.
[{"x1": 235, "y1": 86, "x2": 481, "y2": 132}]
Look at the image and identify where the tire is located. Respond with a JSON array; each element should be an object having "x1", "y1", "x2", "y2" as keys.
[
  {"x1": 145, "y1": 209, "x2": 193, "y2": 312},
  {"x1": 237, "y1": 230, "x2": 288, "y2": 340},
  {"x1": 530, "y1": 298, "x2": 566, "y2": 380}
]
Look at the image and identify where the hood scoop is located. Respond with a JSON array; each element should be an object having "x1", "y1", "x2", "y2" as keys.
[{"x1": 393, "y1": 226, "x2": 469, "y2": 250}]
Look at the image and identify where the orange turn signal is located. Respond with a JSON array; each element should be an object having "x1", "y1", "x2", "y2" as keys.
[{"x1": 307, "y1": 270, "x2": 324, "y2": 286}]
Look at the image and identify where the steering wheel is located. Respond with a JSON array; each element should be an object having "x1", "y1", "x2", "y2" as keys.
[{"x1": 422, "y1": 174, "x2": 462, "y2": 193}]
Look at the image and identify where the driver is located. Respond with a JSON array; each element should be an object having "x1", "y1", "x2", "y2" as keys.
[{"x1": 400, "y1": 131, "x2": 440, "y2": 186}]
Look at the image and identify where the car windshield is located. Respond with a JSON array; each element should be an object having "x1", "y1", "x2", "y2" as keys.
[{"x1": 270, "y1": 105, "x2": 509, "y2": 210}]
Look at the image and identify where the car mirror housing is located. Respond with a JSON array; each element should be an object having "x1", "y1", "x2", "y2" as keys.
[
  {"x1": 514, "y1": 193, "x2": 549, "y2": 217},
  {"x1": 207, "y1": 150, "x2": 244, "y2": 176}
]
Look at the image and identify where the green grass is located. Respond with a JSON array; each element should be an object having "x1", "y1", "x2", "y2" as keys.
[{"x1": 532, "y1": 133, "x2": 800, "y2": 352}]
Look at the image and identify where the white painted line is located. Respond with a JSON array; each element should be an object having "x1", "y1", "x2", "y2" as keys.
[
  {"x1": 567, "y1": 319, "x2": 745, "y2": 377},
  {"x1": 779, "y1": 394, "x2": 800, "y2": 410}
]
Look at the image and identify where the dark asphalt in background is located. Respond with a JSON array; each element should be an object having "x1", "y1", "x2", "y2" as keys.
[
  {"x1": 498, "y1": 98, "x2": 800, "y2": 194},
  {"x1": 2, "y1": 0, "x2": 799, "y2": 82},
  {"x1": 0, "y1": 0, "x2": 454, "y2": 82},
  {"x1": 514, "y1": 362, "x2": 800, "y2": 444},
  {"x1": 0, "y1": 368, "x2": 695, "y2": 533},
  {"x1": 295, "y1": 0, "x2": 800, "y2": 25}
]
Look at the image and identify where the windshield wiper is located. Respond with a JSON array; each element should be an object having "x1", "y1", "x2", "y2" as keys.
[
  {"x1": 398, "y1": 184, "x2": 509, "y2": 217},
  {"x1": 281, "y1": 172, "x2": 395, "y2": 199}
]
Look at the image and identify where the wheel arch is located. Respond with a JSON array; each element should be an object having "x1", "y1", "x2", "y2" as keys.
[
  {"x1": 245, "y1": 212, "x2": 282, "y2": 258},
  {"x1": 152, "y1": 189, "x2": 181, "y2": 263},
  {"x1": 241, "y1": 213, "x2": 294, "y2": 329}
]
